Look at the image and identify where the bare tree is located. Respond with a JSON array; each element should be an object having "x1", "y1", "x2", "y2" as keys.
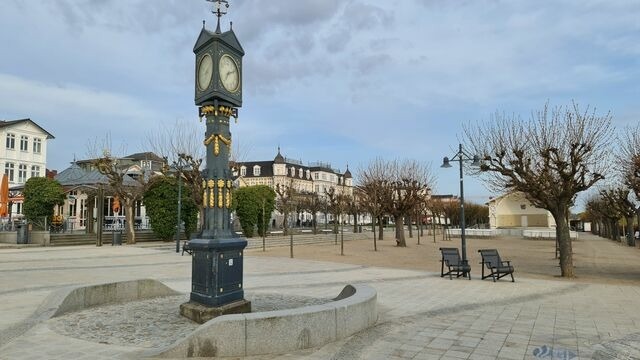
[
  {"x1": 618, "y1": 123, "x2": 640, "y2": 240},
  {"x1": 299, "y1": 191, "x2": 324, "y2": 234},
  {"x1": 357, "y1": 158, "x2": 392, "y2": 244},
  {"x1": 358, "y1": 158, "x2": 434, "y2": 247},
  {"x1": 275, "y1": 180, "x2": 296, "y2": 235},
  {"x1": 600, "y1": 187, "x2": 635, "y2": 244},
  {"x1": 93, "y1": 152, "x2": 150, "y2": 244},
  {"x1": 464, "y1": 102, "x2": 613, "y2": 277}
]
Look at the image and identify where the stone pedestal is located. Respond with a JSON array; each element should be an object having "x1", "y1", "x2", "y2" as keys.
[{"x1": 180, "y1": 299, "x2": 251, "y2": 324}]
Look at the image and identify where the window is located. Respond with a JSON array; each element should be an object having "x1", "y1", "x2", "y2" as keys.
[
  {"x1": 18, "y1": 164, "x2": 27, "y2": 183},
  {"x1": 33, "y1": 138, "x2": 42, "y2": 153},
  {"x1": 240, "y1": 166, "x2": 246, "y2": 176},
  {"x1": 4, "y1": 163, "x2": 14, "y2": 182},
  {"x1": 298, "y1": 168, "x2": 303, "y2": 178},
  {"x1": 79, "y1": 199, "x2": 87, "y2": 227},
  {"x1": 315, "y1": 185, "x2": 320, "y2": 193},
  {"x1": 6, "y1": 133, "x2": 15, "y2": 150},
  {"x1": 290, "y1": 167, "x2": 295, "y2": 176},
  {"x1": 314, "y1": 173, "x2": 319, "y2": 180},
  {"x1": 31, "y1": 165, "x2": 40, "y2": 178},
  {"x1": 19, "y1": 136, "x2": 28, "y2": 151},
  {"x1": 141, "y1": 160, "x2": 151, "y2": 169},
  {"x1": 306, "y1": 170, "x2": 311, "y2": 179},
  {"x1": 253, "y1": 165, "x2": 261, "y2": 176},
  {"x1": 322, "y1": 173, "x2": 326, "y2": 180}
]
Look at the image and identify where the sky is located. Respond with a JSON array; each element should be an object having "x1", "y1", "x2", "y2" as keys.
[{"x1": 1, "y1": 0, "x2": 638, "y2": 206}]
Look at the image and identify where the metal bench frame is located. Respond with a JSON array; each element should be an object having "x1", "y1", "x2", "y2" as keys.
[
  {"x1": 478, "y1": 249, "x2": 515, "y2": 282},
  {"x1": 439, "y1": 247, "x2": 471, "y2": 280}
]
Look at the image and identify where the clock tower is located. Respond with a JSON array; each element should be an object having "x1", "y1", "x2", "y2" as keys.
[{"x1": 180, "y1": 0, "x2": 250, "y2": 324}]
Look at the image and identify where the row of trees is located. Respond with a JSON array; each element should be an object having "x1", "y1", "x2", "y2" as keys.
[{"x1": 583, "y1": 123, "x2": 640, "y2": 247}]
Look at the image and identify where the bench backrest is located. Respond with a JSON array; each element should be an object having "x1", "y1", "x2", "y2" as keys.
[
  {"x1": 479, "y1": 249, "x2": 502, "y2": 268},
  {"x1": 440, "y1": 247, "x2": 462, "y2": 266}
]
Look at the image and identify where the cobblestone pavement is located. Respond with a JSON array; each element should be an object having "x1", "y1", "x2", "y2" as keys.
[{"x1": 1, "y1": 238, "x2": 640, "y2": 359}]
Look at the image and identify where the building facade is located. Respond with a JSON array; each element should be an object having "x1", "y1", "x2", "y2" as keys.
[
  {"x1": 1, "y1": 119, "x2": 54, "y2": 216},
  {"x1": 487, "y1": 192, "x2": 556, "y2": 229},
  {"x1": 54, "y1": 152, "x2": 166, "y2": 232},
  {"x1": 233, "y1": 148, "x2": 353, "y2": 227}
]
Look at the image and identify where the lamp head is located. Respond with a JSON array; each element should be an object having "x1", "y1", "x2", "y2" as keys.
[
  {"x1": 441, "y1": 157, "x2": 452, "y2": 168},
  {"x1": 471, "y1": 155, "x2": 481, "y2": 167}
]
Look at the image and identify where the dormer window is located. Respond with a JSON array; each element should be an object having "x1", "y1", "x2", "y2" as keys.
[
  {"x1": 290, "y1": 166, "x2": 295, "y2": 177},
  {"x1": 306, "y1": 170, "x2": 310, "y2": 179},
  {"x1": 298, "y1": 168, "x2": 303, "y2": 178},
  {"x1": 240, "y1": 166, "x2": 247, "y2": 176},
  {"x1": 253, "y1": 165, "x2": 261, "y2": 176}
]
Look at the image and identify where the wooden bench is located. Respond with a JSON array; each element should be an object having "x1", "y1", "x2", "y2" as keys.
[
  {"x1": 478, "y1": 249, "x2": 514, "y2": 282},
  {"x1": 439, "y1": 247, "x2": 471, "y2": 280}
]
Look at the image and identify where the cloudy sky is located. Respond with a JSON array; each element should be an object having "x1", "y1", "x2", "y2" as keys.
[{"x1": 1, "y1": 0, "x2": 638, "y2": 204}]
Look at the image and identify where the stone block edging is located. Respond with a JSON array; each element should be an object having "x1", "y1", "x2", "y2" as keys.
[
  {"x1": 39, "y1": 279, "x2": 180, "y2": 319},
  {"x1": 150, "y1": 284, "x2": 378, "y2": 358}
]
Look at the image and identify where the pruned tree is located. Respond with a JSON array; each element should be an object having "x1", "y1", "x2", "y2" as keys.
[
  {"x1": 618, "y1": 123, "x2": 640, "y2": 240},
  {"x1": 324, "y1": 186, "x2": 341, "y2": 234},
  {"x1": 385, "y1": 160, "x2": 434, "y2": 247},
  {"x1": 275, "y1": 180, "x2": 296, "y2": 235},
  {"x1": 358, "y1": 158, "x2": 434, "y2": 247},
  {"x1": 601, "y1": 187, "x2": 636, "y2": 245},
  {"x1": 299, "y1": 191, "x2": 324, "y2": 234},
  {"x1": 464, "y1": 102, "x2": 613, "y2": 277},
  {"x1": 94, "y1": 152, "x2": 151, "y2": 244},
  {"x1": 357, "y1": 158, "x2": 392, "y2": 244}
]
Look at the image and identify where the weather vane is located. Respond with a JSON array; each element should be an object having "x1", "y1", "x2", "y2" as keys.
[{"x1": 206, "y1": 0, "x2": 230, "y2": 33}]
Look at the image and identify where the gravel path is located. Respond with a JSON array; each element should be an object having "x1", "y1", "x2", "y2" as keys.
[{"x1": 48, "y1": 293, "x2": 332, "y2": 348}]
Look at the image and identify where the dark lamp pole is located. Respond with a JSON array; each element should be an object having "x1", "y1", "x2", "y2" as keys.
[
  {"x1": 441, "y1": 143, "x2": 481, "y2": 265},
  {"x1": 174, "y1": 157, "x2": 185, "y2": 253}
]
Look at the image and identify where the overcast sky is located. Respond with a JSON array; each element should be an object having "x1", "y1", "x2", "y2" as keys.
[{"x1": 1, "y1": 0, "x2": 638, "y2": 204}]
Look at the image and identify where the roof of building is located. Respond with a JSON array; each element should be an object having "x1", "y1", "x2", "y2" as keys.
[
  {"x1": 0, "y1": 118, "x2": 55, "y2": 139},
  {"x1": 54, "y1": 162, "x2": 139, "y2": 187},
  {"x1": 344, "y1": 166, "x2": 352, "y2": 179},
  {"x1": 125, "y1": 152, "x2": 165, "y2": 162},
  {"x1": 273, "y1": 148, "x2": 285, "y2": 164}
]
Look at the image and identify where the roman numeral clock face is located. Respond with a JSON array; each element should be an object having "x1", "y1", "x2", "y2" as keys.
[{"x1": 218, "y1": 54, "x2": 239, "y2": 92}]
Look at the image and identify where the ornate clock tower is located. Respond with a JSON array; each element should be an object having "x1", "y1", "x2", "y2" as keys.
[{"x1": 180, "y1": 0, "x2": 250, "y2": 324}]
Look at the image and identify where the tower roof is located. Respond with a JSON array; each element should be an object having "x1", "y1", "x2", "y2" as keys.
[
  {"x1": 274, "y1": 147, "x2": 285, "y2": 164},
  {"x1": 344, "y1": 165, "x2": 352, "y2": 179}
]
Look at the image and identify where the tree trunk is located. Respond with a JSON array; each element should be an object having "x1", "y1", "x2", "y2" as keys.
[
  {"x1": 552, "y1": 208, "x2": 573, "y2": 277},
  {"x1": 283, "y1": 211, "x2": 289, "y2": 235},
  {"x1": 372, "y1": 216, "x2": 377, "y2": 251},
  {"x1": 85, "y1": 194, "x2": 95, "y2": 234},
  {"x1": 353, "y1": 212, "x2": 358, "y2": 233},
  {"x1": 394, "y1": 214, "x2": 406, "y2": 247},
  {"x1": 312, "y1": 213, "x2": 317, "y2": 234},
  {"x1": 124, "y1": 199, "x2": 136, "y2": 244},
  {"x1": 408, "y1": 215, "x2": 413, "y2": 238},
  {"x1": 625, "y1": 216, "x2": 635, "y2": 246},
  {"x1": 377, "y1": 215, "x2": 384, "y2": 240}
]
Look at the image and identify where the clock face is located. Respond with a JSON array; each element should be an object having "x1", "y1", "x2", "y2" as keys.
[
  {"x1": 218, "y1": 54, "x2": 240, "y2": 92},
  {"x1": 197, "y1": 54, "x2": 213, "y2": 91}
]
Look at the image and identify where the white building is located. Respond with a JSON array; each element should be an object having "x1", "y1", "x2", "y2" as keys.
[
  {"x1": 234, "y1": 148, "x2": 353, "y2": 227},
  {"x1": 1, "y1": 119, "x2": 54, "y2": 216},
  {"x1": 487, "y1": 192, "x2": 556, "y2": 229}
]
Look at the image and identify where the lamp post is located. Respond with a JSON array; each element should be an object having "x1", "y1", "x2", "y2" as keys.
[
  {"x1": 174, "y1": 157, "x2": 185, "y2": 253},
  {"x1": 441, "y1": 143, "x2": 481, "y2": 266}
]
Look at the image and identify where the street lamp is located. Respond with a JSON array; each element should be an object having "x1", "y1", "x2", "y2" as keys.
[
  {"x1": 173, "y1": 156, "x2": 186, "y2": 253},
  {"x1": 441, "y1": 143, "x2": 481, "y2": 267}
]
